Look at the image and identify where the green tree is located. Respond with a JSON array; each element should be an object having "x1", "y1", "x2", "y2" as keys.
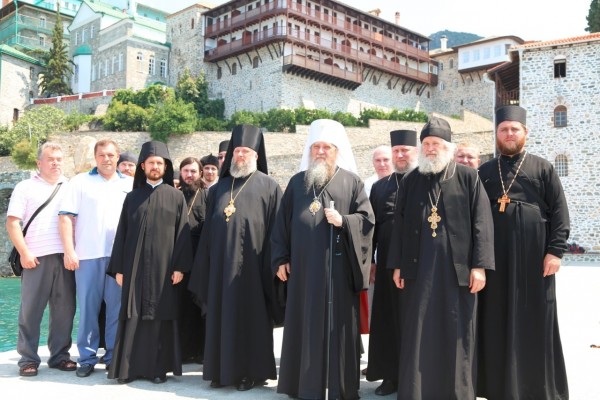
[
  {"x1": 175, "y1": 69, "x2": 224, "y2": 119},
  {"x1": 7, "y1": 106, "x2": 67, "y2": 169},
  {"x1": 39, "y1": 11, "x2": 73, "y2": 96},
  {"x1": 587, "y1": 0, "x2": 600, "y2": 32},
  {"x1": 148, "y1": 98, "x2": 197, "y2": 142},
  {"x1": 103, "y1": 101, "x2": 150, "y2": 131}
]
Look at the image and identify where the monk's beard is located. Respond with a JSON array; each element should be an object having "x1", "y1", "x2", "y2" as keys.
[
  {"x1": 230, "y1": 157, "x2": 257, "y2": 178},
  {"x1": 180, "y1": 177, "x2": 205, "y2": 193},
  {"x1": 305, "y1": 159, "x2": 335, "y2": 192},
  {"x1": 496, "y1": 135, "x2": 526, "y2": 156},
  {"x1": 418, "y1": 143, "x2": 455, "y2": 174}
]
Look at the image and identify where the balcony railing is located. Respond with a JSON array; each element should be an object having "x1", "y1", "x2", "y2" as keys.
[
  {"x1": 283, "y1": 54, "x2": 362, "y2": 86},
  {"x1": 204, "y1": 0, "x2": 430, "y2": 59},
  {"x1": 205, "y1": 26, "x2": 434, "y2": 84}
]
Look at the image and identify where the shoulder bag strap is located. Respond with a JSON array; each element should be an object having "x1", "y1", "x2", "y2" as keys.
[{"x1": 21, "y1": 182, "x2": 63, "y2": 237}]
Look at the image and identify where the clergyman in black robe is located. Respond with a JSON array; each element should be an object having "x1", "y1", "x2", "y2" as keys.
[
  {"x1": 107, "y1": 141, "x2": 193, "y2": 384},
  {"x1": 178, "y1": 156, "x2": 208, "y2": 363},
  {"x1": 477, "y1": 105, "x2": 570, "y2": 400},
  {"x1": 366, "y1": 130, "x2": 418, "y2": 396},
  {"x1": 188, "y1": 125, "x2": 282, "y2": 391},
  {"x1": 387, "y1": 118, "x2": 494, "y2": 400},
  {"x1": 273, "y1": 119, "x2": 374, "y2": 400}
]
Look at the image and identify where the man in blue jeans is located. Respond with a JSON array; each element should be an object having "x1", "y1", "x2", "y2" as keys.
[{"x1": 59, "y1": 139, "x2": 133, "y2": 377}]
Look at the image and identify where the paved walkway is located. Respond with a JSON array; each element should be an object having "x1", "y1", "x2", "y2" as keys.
[{"x1": 1, "y1": 263, "x2": 599, "y2": 399}]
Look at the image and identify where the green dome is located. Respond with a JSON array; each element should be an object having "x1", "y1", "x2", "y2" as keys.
[{"x1": 73, "y1": 44, "x2": 93, "y2": 56}]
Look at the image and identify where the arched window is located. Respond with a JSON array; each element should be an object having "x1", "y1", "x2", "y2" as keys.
[
  {"x1": 191, "y1": 18, "x2": 195, "y2": 29},
  {"x1": 554, "y1": 105, "x2": 567, "y2": 127},
  {"x1": 217, "y1": 66, "x2": 222, "y2": 79},
  {"x1": 449, "y1": 58, "x2": 454, "y2": 69},
  {"x1": 232, "y1": 62, "x2": 237, "y2": 75},
  {"x1": 439, "y1": 61, "x2": 444, "y2": 71},
  {"x1": 555, "y1": 154, "x2": 568, "y2": 177},
  {"x1": 252, "y1": 56, "x2": 259, "y2": 68}
]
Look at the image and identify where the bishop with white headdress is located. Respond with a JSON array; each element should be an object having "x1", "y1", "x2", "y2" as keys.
[{"x1": 272, "y1": 119, "x2": 375, "y2": 400}]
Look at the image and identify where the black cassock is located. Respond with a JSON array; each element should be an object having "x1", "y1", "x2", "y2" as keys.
[
  {"x1": 179, "y1": 187, "x2": 207, "y2": 361},
  {"x1": 366, "y1": 172, "x2": 403, "y2": 382},
  {"x1": 272, "y1": 168, "x2": 374, "y2": 400},
  {"x1": 107, "y1": 183, "x2": 193, "y2": 380},
  {"x1": 387, "y1": 163, "x2": 494, "y2": 400},
  {"x1": 478, "y1": 152, "x2": 570, "y2": 400},
  {"x1": 188, "y1": 172, "x2": 282, "y2": 385}
]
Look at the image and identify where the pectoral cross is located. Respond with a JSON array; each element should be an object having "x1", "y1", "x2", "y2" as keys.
[
  {"x1": 427, "y1": 206, "x2": 442, "y2": 237},
  {"x1": 224, "y1": 200, "x2": 236, "y2": 222},
  {"x1": 498, "y1": 194, "x2": 510, "y2": 213}
]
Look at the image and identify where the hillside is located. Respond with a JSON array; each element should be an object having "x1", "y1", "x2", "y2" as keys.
[{"x1": 428, "y1": 30, "x2": 483, "y2": 50}]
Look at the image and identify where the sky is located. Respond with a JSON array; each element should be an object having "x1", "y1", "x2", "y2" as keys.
[{"x1": 157, "y1": 0, "x2": 593, "y2": 42}]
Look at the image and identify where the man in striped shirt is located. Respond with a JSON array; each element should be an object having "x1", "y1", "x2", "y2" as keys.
[{"x1": 6, "y1": 142, "x2": 76, "y2": 377}]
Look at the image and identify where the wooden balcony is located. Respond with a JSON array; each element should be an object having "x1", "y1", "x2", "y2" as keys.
[
  {"x1": 204, "y1": 0, "x2": 430, "y2": 60},
  {"x1": 282, "y1": 54, "x2": 362, "y2": 90},
  {"x1": 205, "y1": 26, "x2": 435, "y2": 85}
]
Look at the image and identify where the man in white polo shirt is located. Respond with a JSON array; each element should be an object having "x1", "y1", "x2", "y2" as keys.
[
  {"x1": 6, "y1": 142, "x2": 76, "y2": 377},
  {"x1": 59, "y1": 139, "x2": 133, "y2": 378}
]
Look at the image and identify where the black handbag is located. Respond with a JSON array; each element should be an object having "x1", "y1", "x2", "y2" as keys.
[{"x1": 7, "y1": 182, "x2": 63, "y2": 276}]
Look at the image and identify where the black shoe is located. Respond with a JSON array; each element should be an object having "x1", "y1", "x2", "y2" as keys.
[
  {"x1": 98, "y1": 355, "x2": 105, "y2": 364},
  {"x1": 375, "y1": 379, "x2": 397, "y2": 396},
  {"x1": 237, "y1": 377, "x2": 255, "y2": 391},
  {"x1": 117, "y1": 378, "x2": 133, "y2": 384},
  {"x1": 210, "y1": 380, "x2": 224, "y2": 388},
  {"x1": 151, "y1": 375, "x2": 166, "y2": 384},
  {"x1": 76, "y1": 364, "x2": 95, "y2": 378},
  {"x1": 362, "y1": 367, "x2": 368, "y2": 375}
]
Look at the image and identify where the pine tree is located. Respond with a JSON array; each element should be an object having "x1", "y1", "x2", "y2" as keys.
[
  {"x1": 586, "y1": 0, "x2": 600, "y2": 32},
  {"x1": 39, "y1": 11, "x2": 73, "y2": 96}
]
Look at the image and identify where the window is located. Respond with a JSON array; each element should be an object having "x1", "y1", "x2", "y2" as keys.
[
  {"x1": 82, "y1": 28, "x2": 86, "y2": 43},
  {"x1": 554, "y1": 105, "x2": 567, "y2": 127},
  {"x1": 462, "y1": 52, "x2": 470, "y2": 63},
  {"x1": 554, "y1": 57, "x2": 566, "y2": 78},
  {"x1": 112, "y1": 56, "x2": 117, "y2": 74},
  {"x1": 493, "y1": 45, "x2": 501, "y2": 57},
  {"x1": 473, "y1": 49, "x2": 480, "y2": 61},
  {"x1": 555, "y1": 154, "x2": 568, "y2": 177},
  {"x1": 137, "y1": 52, "x2": 143, "y2": 72},
  {"x1": 39, "y1": 36, "x2": 45, "y2": 46},
  {"x1": 191, "y1": 18, "x2": 195, "y2": 29},
  {"x1": 160, "y1": 59, "x2": 167, "y2": 78},
  {"x1": 232, "y1": 62, "x2": 237, "y2": 75},
  {"x1": 439, "y1": 62, "x2": 444, "y2": 71},
  {"x1": 39, "y1": 16, "x2": 46, "y2": 28},
  {"x1": 149, "y1": 56, "x2": 156, "y2": 75},
  {"x1": 483, "y1": 47, "x2": 490, "y2": 59},
  {"x1": 90, "y1": 25, "x2": 94, "y2": 38},
  {"x1": 439, "y1": 82, "x2": 445, "y2": 91},
  {"x1": 217, "y1": 66, "x2": 222, "y2": 79},
  {"x1": 449, "y1": 58, "x2": 454, "y2": 69},
  {"x1": 252, "y1": 56, "x2": 259, "y2": 68},
  {"x1": 118, "y1": 53, "x2": 123, "y2": 72}
]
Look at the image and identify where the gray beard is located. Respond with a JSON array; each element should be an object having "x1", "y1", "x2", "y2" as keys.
[
  {"x1": 304, "y1": 160, "x2": 335, "y2": 192},
  {"x1": 230, "y1": 157, "x2": 257, "y2": 178},
  {"x1": 418, "y1": 150, "x2": 453, "y2": 175}
]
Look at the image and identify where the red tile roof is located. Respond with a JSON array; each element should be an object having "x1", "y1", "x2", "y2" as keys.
[{"x1": 517, "y1": 32, "x2": 600, "y2": 49}]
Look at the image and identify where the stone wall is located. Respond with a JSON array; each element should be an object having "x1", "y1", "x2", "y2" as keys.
[
  {"x1": 28, "y1": 92, "x2": 113, "y2": 116},
  {"x1": 167, "y1": 5, "x2": 209, "y2": 86},
  {"x1": 519, "y1": 41, "x2": 600, "y2": 252},
  {"x1": 431, "y1": 51, "x2": 495, "y2": 120},
  {"x1": 0, "y1": 54, "x2": 40, "y2": 126}
]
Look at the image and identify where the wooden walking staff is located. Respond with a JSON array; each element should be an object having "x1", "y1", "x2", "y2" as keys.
[{"x1": 325, "y1": 200, "x2": 335, "y2": 400}]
